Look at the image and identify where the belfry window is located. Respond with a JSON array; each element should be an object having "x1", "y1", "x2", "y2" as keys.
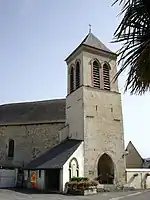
[
  {"x1": 70, "y1": 66, "x2": 74, "y2": 93},
  {"x1": 103, "y1": 63, "x2": 110, "y2": 90},
  {"x1": 8, "y1": 139, "x2": 14, "y2": 158},
  {"x1": 93, "y1": 61, "x2": 100, "y2": 88},
  {"x1": 76, "y1": 61, "x2": 80, "y2": 89}
]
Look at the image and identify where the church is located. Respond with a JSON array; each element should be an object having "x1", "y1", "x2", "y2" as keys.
[{"x1": 0, "y1": 31, "x2": 126, "y2": 192}]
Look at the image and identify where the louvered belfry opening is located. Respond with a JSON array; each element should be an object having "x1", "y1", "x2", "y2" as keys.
[
  {"x1": 93, "y1": 61, "x2": 100, "y2": 88},
  {"x1": 76, "y1": 62, "x2": 80, "y2": 89},
  {"x1": 70, "y1": 66, "x2": 74, "y2": 93},
  {"x1": 103, "y1": 63, "x2": 110, "y2": 90}
]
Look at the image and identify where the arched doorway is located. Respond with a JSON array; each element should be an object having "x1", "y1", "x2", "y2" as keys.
[{"x1": 97, "y1": 153, "x2": 114, "y2": 184}]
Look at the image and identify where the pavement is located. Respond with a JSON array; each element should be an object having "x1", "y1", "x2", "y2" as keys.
[{"x1": 0, "y1": 189, "x2": 149, "y2": 200}]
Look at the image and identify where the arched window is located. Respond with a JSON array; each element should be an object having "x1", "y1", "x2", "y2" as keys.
[
  {"x1": 93, "y1": 60, "x2": 100, "y2": 88},
  {"x1": 70, "y1": 66, "x2": 74, "y2": 93},
  {"x1": 76, "y1": 61, "x2": 80, "y2": 89},
  {"x1": 103, "y1": 63, "x2": 110, "y2": 90},
  {"x1": 69, "y1": 158, "x2": 79, "y2": 180},
  {"x1": 8, "y1": 139, "x2": 14, "y2": 158}
]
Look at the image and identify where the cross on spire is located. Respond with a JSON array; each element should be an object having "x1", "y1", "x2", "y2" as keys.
[{"x1": 89, "y1": 24, "x2": 92, "y2": 33}]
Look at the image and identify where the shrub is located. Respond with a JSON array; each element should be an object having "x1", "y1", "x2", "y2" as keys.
[
  {"x1": 71, "y1": 177, "x2": 89, "y2": 182},
  {"x1": 90, "y1": 180, "x2": 99, "y2": 186},
  {"x1": 68, "y1": 179, "x2": 99, "y2": 191}
]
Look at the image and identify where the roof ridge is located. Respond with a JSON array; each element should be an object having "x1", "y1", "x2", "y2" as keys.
[{"x1": 0, "y1": 98, "x2": 66, "y2": 106}]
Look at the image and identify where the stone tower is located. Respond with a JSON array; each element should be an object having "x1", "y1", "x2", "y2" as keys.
[{"x1": 65, "y1": 32, "x2": 125, "y2": 185}]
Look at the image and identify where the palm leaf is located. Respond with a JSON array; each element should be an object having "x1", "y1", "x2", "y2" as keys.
[{"x1": 112, "y1": 0, "x2": 150, "y2": 94}]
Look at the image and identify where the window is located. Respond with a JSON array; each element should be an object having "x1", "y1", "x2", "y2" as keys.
[
  {"x1": 103, "y1": 63, "x2": 110, "y2": 90},
  {"x1": 76, "y1": 61, "x2": 80, "y2": 89},
  {"x1": 8, "y1": 139, "x2": 14, "y2": 158},
  {"x1": 69, "y1": 158, "x2": 79, "y2": 180},
  {"x1": 93, "y1": 61, "x2": 100, "y2": 88},
  {"x1": 69, "y1": 168, "x2": 71, "y2": 180},
  {"x1": 70, "y1": 66, "x2": 74, "y2": 93},
  {"x1": 28, "y1": 170, "x2": 30, "y2": 178},
  {"x1": 39, "y1": 170, "x2": 41, "y2": 178}
]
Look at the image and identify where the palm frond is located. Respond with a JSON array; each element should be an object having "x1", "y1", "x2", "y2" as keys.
[{"x1": 112, "y1": 0, "x2": 150, "y2": 94}]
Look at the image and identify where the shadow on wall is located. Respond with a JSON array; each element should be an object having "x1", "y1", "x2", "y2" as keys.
[
  {"x1": 126, "y1": 169, "x2": 150, "y2": 189},
  {"x1": 142, "y1": 173, "x2": 150, "y2": 189},
  {"x1": 127, "y1": 173, "x2": 138, "y2": 185}
]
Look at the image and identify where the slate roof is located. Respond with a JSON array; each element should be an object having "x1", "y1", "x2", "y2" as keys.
[
  {"x1": 126, "y1": 141, "x2": 143, "y2": 161},
  {"x1": 65, "y1": 32, "x2": 115, "y2": 61},
  {"x1": 82, "y1": 33, "x2": 113, "y2": 54},
  {"x1": 25, "y1": 139, "x2": 82, "y2": 169},
  {"x1": 0, "y1": 98, "x2": 66, "y2": 125}
]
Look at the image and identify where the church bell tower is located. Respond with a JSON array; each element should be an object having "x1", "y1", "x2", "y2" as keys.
[{"x1": 65, "y1": 30, "x2": 126, "y2": 185}]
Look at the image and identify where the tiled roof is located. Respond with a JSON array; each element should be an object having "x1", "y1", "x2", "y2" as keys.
[
  {"x1": 65, "y1": 32, "x2": 115, "y2": 61},
  {"x1": 0, "y1": 99, "x2": 66, "y2": 124},
  {"x1": 82, "y1": 32, "x2": 113, "y2": 53},
  {"x1": 25, "y1": 139, "x2": 82, "y2": 169}
]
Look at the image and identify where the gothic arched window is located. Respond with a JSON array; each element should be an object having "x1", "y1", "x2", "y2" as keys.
[
  {"x1": 103, "y1": 63, "x2": 110, "y2": 90},
  {"x1": 76, "y1": 61, "x2": 80, "y2": 89},
  {"x1": 69, "y1": 158, "x2": 79, "y2": 180},
  {"x1": 93, "y1": 60, "x2": 100, "y2": 88},
  {"x1": 8, "y1": 139, "x2": 14, "y2": 158},
  {"x1": 70, "y1": 66, "x2": 74, "y2": 93}
]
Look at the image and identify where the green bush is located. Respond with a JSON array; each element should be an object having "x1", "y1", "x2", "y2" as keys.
[{"x1": 71, "y1": 177, "x2": 89, "y2": 182}]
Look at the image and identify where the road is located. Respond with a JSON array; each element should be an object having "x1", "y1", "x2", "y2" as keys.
[
  {"x1": 0, "y1": 189, "x2": 149, "y2": 200},
  {"x1": 108, "y1": 190, "x2": 150, "y2": 200}
]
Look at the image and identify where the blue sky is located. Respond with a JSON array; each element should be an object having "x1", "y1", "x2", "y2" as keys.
[{"x1": 0, "y1": 0, "x2": 150, "y2": 157}]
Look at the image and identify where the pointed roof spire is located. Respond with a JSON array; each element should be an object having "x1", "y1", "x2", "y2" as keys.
[
  {"x1": 82, "y1": 32, "x2": 113, "y2": 54},
  {"x1": 65, "y1": 31, "x2": 116, "y2": 62}
]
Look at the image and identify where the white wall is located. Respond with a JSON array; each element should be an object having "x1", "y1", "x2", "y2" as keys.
[
  {"x1": 59, "y1": 169, "x2": 63, "y2": 192},
  {"x1": 62, "y1": 142, "x2": 84, "y2": 192},
  {"x1": 24, "y1": 170, "x2": 45, "y2": 190},
  {"x1": 36, "y1": 170, "x2": 45, "y2": 190},
  {"x1": 126, "y1": 169, "x2": 150, "y2": 189},
  {"x1": 0, "y1": 169, "x2": 17, "y2": 188}
]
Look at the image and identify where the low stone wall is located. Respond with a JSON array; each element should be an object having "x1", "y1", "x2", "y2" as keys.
[
  {"x1": 68, "y1": 187, "x2": 97, "y2": 196},
  {"x1": 126, "y1": 168, "x2": 150, "y2": 189}
]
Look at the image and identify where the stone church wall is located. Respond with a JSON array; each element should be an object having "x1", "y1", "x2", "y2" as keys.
[
  {"x1": 66, "y1": 87, "x2": 84, "y2": 140},
  {"x1": 0, "y1": 122, "x2": 65, "y2": 167},
  {"x1": 83, "y1": 86, "x2": 126, "y2": 185}
]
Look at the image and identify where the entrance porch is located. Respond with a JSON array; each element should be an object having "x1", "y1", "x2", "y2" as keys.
[{"x1": 24, "y1": 139, "x2": 84, "y2": 193}]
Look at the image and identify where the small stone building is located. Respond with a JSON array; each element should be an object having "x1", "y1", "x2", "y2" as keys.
[
  {"x1": 125, "y1": 142, "x2": 150, "y2": 189},
  {"x1": 126, "y1": 141, "x2": 150, "y2": 169},
  {"x1": 0, "y1": 31, "x2": 126, "y2": 192}
]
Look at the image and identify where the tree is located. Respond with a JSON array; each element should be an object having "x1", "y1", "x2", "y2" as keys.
[{"x1": 112, "y1": 0, "x2": 150, "y2": 95}]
